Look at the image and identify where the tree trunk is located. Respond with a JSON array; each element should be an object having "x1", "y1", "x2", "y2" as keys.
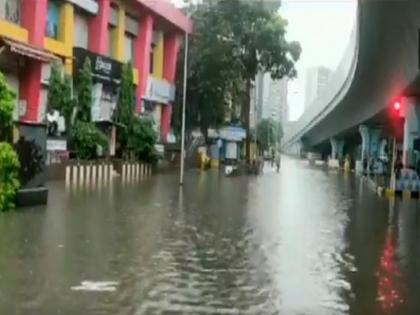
[{"x1": 244, "y1": 79, "x2": 251, "y2": 163}]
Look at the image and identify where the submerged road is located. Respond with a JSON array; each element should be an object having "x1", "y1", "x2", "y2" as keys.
[{"x1": 1, "y1": 157, "x2": 420, "y2": 315}]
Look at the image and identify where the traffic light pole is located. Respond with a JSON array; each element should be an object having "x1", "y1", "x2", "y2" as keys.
[{"x1": 390, "y1": 137, "x2": 397, "y2": 191}]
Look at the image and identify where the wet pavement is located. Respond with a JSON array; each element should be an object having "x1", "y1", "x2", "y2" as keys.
[{"x1": 1, "y1": 157, "x2": 420, "y2": 314}]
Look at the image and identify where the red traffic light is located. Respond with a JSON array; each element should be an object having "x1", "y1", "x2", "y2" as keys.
[{"x1": 393, "y1": 101, "x2": 401, "y2": 111}]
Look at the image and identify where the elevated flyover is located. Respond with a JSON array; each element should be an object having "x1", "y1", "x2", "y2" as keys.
[{"x1": 283, "y1": 0, "x2": 420, "y2": 156}]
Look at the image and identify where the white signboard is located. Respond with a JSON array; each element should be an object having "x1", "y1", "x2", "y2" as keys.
[
  {"x1": 144, "y1": 77, "x2": 176, "y2": 104},
  {"x1": 47, "y1": 139, "x2": 67, "y2": 151},
  {"x1": 65, "y1": 0, "x2": 98, "y2": 14}
]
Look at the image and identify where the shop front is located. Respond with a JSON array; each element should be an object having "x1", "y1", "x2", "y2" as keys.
[
  {"x1": 73, "y1": 47, "x2": 122, "y2": 156},
  {"x1": 142, "y1": 76, "x2": 175, "y2": 143},
  {"x1": 0, "y1": 36, "x2": 59, "y2": 205}
]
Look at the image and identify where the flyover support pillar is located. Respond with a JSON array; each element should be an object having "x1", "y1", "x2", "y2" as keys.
[
  {"x1": 358, "y1": 125, "x2": 382, "y2": 173},
  {"x1": 330, "y1": 138, "x2": 344, "y2": 160},
  {"x1": 402, "y1": 99, "x2": 420, "y2": 167}
]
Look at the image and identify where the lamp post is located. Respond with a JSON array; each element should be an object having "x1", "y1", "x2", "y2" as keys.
[{"x1": 179, "y1": 30, "x2": 189, "y2": 186}]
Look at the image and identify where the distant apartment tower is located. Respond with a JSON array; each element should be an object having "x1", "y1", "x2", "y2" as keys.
[
  {"x1": 304, "y1": 66, "x2": 332, "y2": 109},
  {"x1": 255, "y1": 73, "x2": 288, "y2": 124}
]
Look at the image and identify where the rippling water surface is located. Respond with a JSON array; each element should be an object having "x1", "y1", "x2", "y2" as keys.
[{"x1": 1, "y1": 157, "x2": 420, "y2": 314}]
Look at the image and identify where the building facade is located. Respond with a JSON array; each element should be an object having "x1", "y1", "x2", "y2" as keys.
[
  {"x1": 255, "y1": 72, "x2": 289, "y2": 126},
  {"x1": 0, "y1": 0, "x2": 192, "y2": 144},
  {"x1": 304, "y1": 66, "x2": 332, "y2": 110}
]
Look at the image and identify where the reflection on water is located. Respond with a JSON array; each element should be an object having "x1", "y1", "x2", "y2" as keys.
[{"x1": 0, "y1": 158, "x2": 420, "y2": 314}]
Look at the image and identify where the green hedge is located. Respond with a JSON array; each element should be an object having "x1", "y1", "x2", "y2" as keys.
[{"x1": 0, "y1": 142, "x2": 20, "y2": 211}]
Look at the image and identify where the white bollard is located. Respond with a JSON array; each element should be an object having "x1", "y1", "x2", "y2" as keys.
[
  {"x1": 79, "y1": 165, "x2": 85, "y2": 187},
  {"x1": 86, "y1": 164, "x2": 91, "y2": 186},
  {"x1": 72, "y1": 165, "x2": 78, "y2": 184},
  {"x1": 122, "y1": 163, "x2": 126, "y2": 181},
  {"x1": 92, "y1": 164, "x2": 97, "y2": 187},
  {"x1": 103, "y1": 163, "x2": 108, "y2": 184},
  {"x1": 98, "y1": 164, "x2": 103, "y2": 183},
  {"x1": 65, "y1": 165, "x2": 71, "y2": 187},
  {"x1": 128, "y1": 163, "x2": 132, "y2": 181},
  {"x1": 136, "y1": 163, "x2": 140, "y2": 180},
  {"x1": 140, "y1": 164, "x2": 144, "y2": 178},
  {"x1": 108, "y1": 164, "x2": 112, "y2": 181}
]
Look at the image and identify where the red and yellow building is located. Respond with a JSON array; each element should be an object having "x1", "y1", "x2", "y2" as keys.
[{"x1": 0, "y1": 0, "x2": 192, "y2": 143}]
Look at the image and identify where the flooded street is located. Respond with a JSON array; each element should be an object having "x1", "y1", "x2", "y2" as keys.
[{"x1": 1, "y1": 157, "x2": 420, "y2": 315}]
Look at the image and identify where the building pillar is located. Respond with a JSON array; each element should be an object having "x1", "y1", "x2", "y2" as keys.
[
  {"x1": 19, "y1": 0, "x2": 48, "y2": 123},
  {"x1": 160, "y1": 33, "x2": 181, "y2": 143},
  {"x1": 112, "y1": 5, "x2": 125, "y2": 62},
  {"x1": 134, "y1": 14, "x2": 154, "y2": 113},
  {"x1": 19, "y1": 61, "x2": 42, "y2": 122},
  {"x1": 163, "y1": 33, "x2": 181, "y2": 82},
  {"x1": 21, "y1": 0, "x2": 48, "y2": 47},
  {"x1": 88, "y1": 0, "x2": 111, "y2": 55},
  {"x1": 152, "y1": 31, "x2": 164, "y2": 79}
]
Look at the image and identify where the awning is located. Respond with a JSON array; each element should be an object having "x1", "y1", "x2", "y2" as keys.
[{"x1": 1, "y1": 37, "x2": 59, "y2": 62}]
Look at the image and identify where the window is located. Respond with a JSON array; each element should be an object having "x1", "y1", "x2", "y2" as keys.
[
  {"x1": 74, "y1": 13, "x2": 89, "y2": 49},
  {"x1": 107, "y1": 26, "x2": 115, "y2": 57},
  {"x1": 46, "y1": 1, "x2": 59, "y2": 39},
  {"x1": 124, "y1": 34, "x2": 134, "y2": 62},
  {"x1": 0, "y1": 0, "x2": 20, "y2": 24},
  {"x1": 149, "y1": 44, "x2": 155, "y2": 74}
]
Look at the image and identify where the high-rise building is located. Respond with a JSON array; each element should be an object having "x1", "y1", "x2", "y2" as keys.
[
  {"x1": 255, "y1": 72, "x2": 288, "y2": 126},
  {"x1": 304, "y1": 66, "x2": 332, "y2": 109}
]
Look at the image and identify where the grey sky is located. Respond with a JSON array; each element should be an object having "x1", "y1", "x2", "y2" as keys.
[
  {"x1": 171, "y1": 0, "x2": 357, "y2": 121},
  {"x1": 281, "y1": 0, "x2": 357, "y2": 120}
]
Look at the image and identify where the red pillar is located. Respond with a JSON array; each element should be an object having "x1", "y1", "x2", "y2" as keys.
[
  {"x1": 88, "y1": 0, "x2": 110, "y2": 55},
  {"x1": 134, "y1": 14, "x2": 154, "y2": 113},
  {"x1": 161, "y1": 33, "x2": 181, "y2": 143},
  {"x1": 163, "y1": 33, "x2": 181, "y2": 82},
  {"x1": 20, "y1": 0, "x2": 47, "y2": 122},
  {"x1": 19, "y1": 62, "x2": 42, "y2": 122},
  {"x1": 21, "y1": 0, "x2": 48, "y2": 47}
]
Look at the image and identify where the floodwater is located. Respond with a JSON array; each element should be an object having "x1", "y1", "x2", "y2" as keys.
[{"x1": 1, "y1": 157, "x2": 420, "y2": 315}]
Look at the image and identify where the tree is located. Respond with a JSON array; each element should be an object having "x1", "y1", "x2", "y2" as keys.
[
  {"x1": 115, "y1": 62, "x2": 134, "y2": 156},
  {"x1": 47, "y1": 63, "x2": 75, "y2": 133},
  {"x1": 217, "y1": 0, "x2": 300, "y2": 160},
  {"x1": 76, "y1": 57, "x2": 93, "y2": 122},
  {"x1": 127, "y1": 116, "x2": 159, "y2": 164},
  {"x1": 257, "y1": 118, "x2": 283, "y2": 153},
  {"x1": 172, "y1": 1, "x2": 244, "y2": 141},
  {"x1": 172, "y1": 0, "x2": 300, "y2": 151},
  {"x1": 71, "y1": 121, "x2": 108, "y2": 160},
  {"x1": 0, "y1": 72, "x2": 16, "y2": 142}
]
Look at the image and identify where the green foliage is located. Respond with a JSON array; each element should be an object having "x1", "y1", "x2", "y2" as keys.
[
  {"x1": 172, "y1": 0, "x2": 300, "y2": 144},
  {"x1": 71, "y1": 121, "x2": 108, "y2": 160},
  {"x1": 48, "y1": 63, "x2": 75, "y2": 131},
  {"x1": 0, "y1": 142, "x2": 20, "y2": 211},
  {"x1": 0, "y1": 72, "x2": 16, "y2": 142},
  {"x1": 76, "y1": 57, "x2": 93, "y2": 122},
  {"x1": 127, "y1": 116, "x2": 158, "y2": 164},
  {"x1": 115, "y1": 62, "x2": 134, "y2": 153},
  {"x1": 257, "y1": 118, "x2": 283, "y2": 152}
]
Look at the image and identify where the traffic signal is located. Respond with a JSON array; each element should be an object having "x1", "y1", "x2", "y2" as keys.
[{"x1": 388, "y1": 98, "x2": 405, "y2": 139}]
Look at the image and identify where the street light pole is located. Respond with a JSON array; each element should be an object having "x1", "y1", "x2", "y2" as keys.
[{"x1": 179, "y1": 30, "x2": 189, "y2": 186}]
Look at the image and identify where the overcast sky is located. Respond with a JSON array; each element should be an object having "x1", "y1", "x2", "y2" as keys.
[{"x1": 171, "y1": 0, "x2": 357, "y2": 121}]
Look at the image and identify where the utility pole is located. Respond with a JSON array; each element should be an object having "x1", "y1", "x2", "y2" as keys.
[{"x1": 179, "y1": 31, "x2": 189, "y2": 186}]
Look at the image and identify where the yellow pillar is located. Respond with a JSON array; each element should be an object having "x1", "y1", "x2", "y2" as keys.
[
  {"x1": 112, "y1": 5, "x2": 125, "y2": 62},
  {"x1": 59, "y1": 2, "x2": 74, "y2": 74},
  {"x1": 152, "y1": 31, "x2": 164, "y2": 78}
]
